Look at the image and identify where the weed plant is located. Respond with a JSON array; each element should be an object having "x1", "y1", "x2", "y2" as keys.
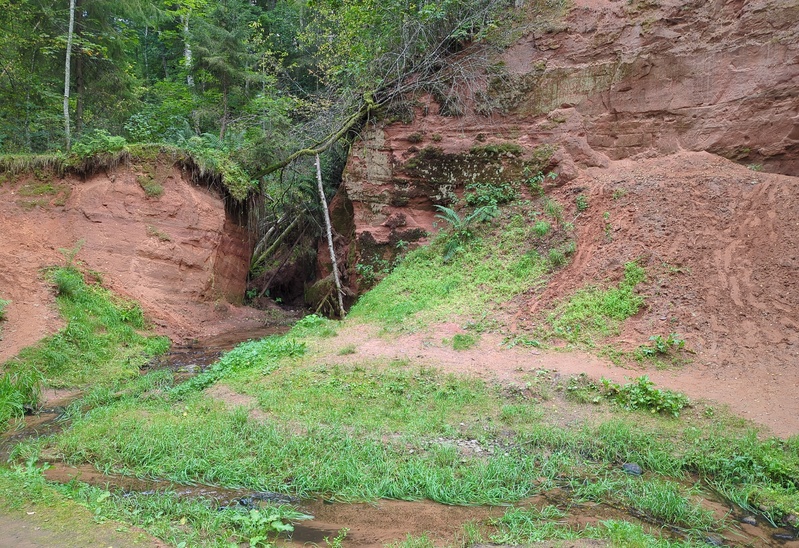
[
  {"x1": 601, "y1": 376, "x2": 689, "y2": 417},
  {"x1": 464, "y1": 181, "x2": 519, "y2": 207}
]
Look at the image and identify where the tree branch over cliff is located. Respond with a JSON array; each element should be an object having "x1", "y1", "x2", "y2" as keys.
[{"x1": 255, "y1": 0, "x2": 512, "y2": 179}]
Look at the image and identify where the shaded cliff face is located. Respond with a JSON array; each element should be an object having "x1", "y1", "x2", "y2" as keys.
[
  {"x1": 335, "y1": 0, "x2": 799, "y2": 292},
  {"x1": 0, "y1": 161, "x2": 258, "y2": 361}
]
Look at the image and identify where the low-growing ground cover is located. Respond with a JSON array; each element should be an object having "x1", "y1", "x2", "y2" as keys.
[
  {"x1": 2, "y1": 314, "x2": 795, "y2": 546},
  {"x1": 0, "y1": 267, "x2": 169, "y2": 430}
]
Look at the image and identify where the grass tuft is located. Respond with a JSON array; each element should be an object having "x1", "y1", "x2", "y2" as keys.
[{"x1": 546, "y1": 261, "x2": 646, "y2": 344}]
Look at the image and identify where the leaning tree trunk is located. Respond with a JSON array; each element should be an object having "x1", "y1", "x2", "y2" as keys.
[
  {"x1": 63, "y1": 0, "x2": 76, "y2": 151},
  {"x1": 315, "y1": 154, "x2": 345, "y2": 318}
]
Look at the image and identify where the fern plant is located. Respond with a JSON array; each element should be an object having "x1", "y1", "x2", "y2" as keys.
[{"x1": 434, "y1": 204, "x2": 498, "y2": 261}]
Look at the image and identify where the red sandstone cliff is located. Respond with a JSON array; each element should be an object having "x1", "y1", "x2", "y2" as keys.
[
  {"x1": 0, "y1": 159, "x2": 262, "y2": 361},
  {"x1": 331, "y1": 0, "x2": 799, "y2": 293}
]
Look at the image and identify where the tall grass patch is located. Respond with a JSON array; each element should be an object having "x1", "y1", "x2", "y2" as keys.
[
  {"x1": 3, "y1": 267, "x2": 169, "y2": 390},
  {"x1": 350, "y1": 213, "x2": 559, "y2": 329},
  {"x1": 228, "y1": 362, "x2": 496, "y2": 436}
]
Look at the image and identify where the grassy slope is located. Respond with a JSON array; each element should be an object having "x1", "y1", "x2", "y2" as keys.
[
  {"x1": 2, "y1": 203, "x2": 798, "y2": 547},
  {"x1": 0, "y1": 267, "x2": 168, "y2": 428}
]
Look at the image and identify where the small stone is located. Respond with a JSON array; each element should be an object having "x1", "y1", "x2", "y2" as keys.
[
  {"x1": 740, "y1": 515, "x2": 757, "y2": 526},
  {"x1": 773, "y1": 532, "x2": 795, "y2": 541},
  {"x1": 703, "y1": 535, "x2": 724, "y2": 547},
  {"x1": 622, "y1": 463, "x2": 643, "y2": 476}
]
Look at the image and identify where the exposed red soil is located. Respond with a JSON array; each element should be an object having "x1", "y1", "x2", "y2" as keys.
[
  {"x1": 331, "y1": 0, "x2": 799, "y2": 437},
  {"x1": 0, "y1": 164, "x2": 268, "y2": 362}
]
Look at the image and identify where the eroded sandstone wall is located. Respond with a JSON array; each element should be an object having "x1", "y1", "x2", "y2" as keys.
[
  {"x1": 0, "y1": 160, "x2": 253, "y2": 358},
  {"x1": 333, "y1": 0, "x2": 798, "y2": 294}
]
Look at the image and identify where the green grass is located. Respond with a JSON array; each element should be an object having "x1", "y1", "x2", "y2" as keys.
[
  {"x1": 0, "y1": 267, "x2": 169, "y2": 429},
  {"x1": 0, "y1": 366, "x2": 42, "y2": 428},
  {"x1": 0, "y1": 463, "x2": 309, "y2": 548},
  {"x1": 573, "y1": 475, "x2": 715, "y2": 531},
  {"x1": 451, "y1": 333, "x2": 477, "y2": 350},
  {"x1": 36, "y1": 346, "x2": 799, "y2": 518},
  {"x1": 350, "y1": 212, "x2": 568, "y2": 330},
  {"x1": 229, "y1": 362, "x2": 494, "y2": 436},
  {"x1": 545, "y1": 261, "x2": 646, "y2": 344},
  {"x1": 2, "y1": 349, "x2": 796, "y2": 545},
  {"x1": 3, "y1": 202, "x2": 799, "y2": 546},
  {"x1": 0, "y1": 297, "x2": 8, "y2": 322},
  {"x1": 491, "y1": 507, "x2": 703, "y2": 547}
]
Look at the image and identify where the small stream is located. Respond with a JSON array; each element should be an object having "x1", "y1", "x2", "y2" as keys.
[{"x1": 1, "y1": 330, "x2": 798, "y2": 547}]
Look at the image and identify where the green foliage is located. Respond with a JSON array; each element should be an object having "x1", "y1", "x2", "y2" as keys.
[
  {"x1": 491, "y1": 505, "x2": 578, "y2": 543},
  {"x1": 303, "y1": 0, "x2": 506, "y2": 91},
  {"x1": 575, "y1": 193, "x2": 589, "y2": 212},
  {"x1": 434, "y1": 204, "x2": 498, "y2": 261},
  {"x1": 137, "y1": 175, "x2": 164, "y2": 198},
  {"x1": 548, "y1": 247, "x2": 567, "y2": 267},
  {"x1": 52, "y1": 267, "x2": 84, "y2": 298},
  {"x1": 523, "y1": 169, "x2": 557, "y2": 196},
  {"x1": 3, "y1": 267, "x2": 169, "y2": 390},
  {"x1": 575, "y1": 476, "x2": 715, "y2": 531},
  {"x1": 183, "y1": 136, "x2": 257, "y2": 200},
  {"x1": 532, "y1": 220, "x2": 551, "y2": 237},
  {"x1": 542, "y1": 198, "x2": 564, "y2": 224},
  {"x1": 325, "y1": 528, "x2": 350, "y2": 548},
  {"x1": 230, "y1": 506, "x2": 313, "y2": 541},
  {"x1": 0, "y1": 365, "x2": 43, "y2": 429},
  {"x1": 546, "y1": 262, "x2": 646, "y2": 344},
  {"x1": 70, "y1": 130, "x2": 127, "y2": 160},
  {"x1": 464, "y1": 181, "x2": 519, "y2": 207},
  {"x1": 19, "y1": 345, "x2": 799, "y2": 542},
  {"x1": 639, "y1": 333, "x2": 686, "y2": 357},
  {"x1": 451, "y1": 333, "x2": 478, "y2": 350},
  {"x1": 351, "y1": 212, "x2": 553, "y2": 329},
  {"x1": 0, "y1": 298, "x2": 8, "y2": 321},
  {"x1": 600, "y1": 376, "x2": 689, "y2": 417},
  {"x1": 291, "y1": 313, "x2": 338, "y2": 338},
  {"x1": 170, "y1": 336, "x2": 306, "y2": 399}
]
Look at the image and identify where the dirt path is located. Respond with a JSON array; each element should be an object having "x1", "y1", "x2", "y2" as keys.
[{"x1": 326, "y1": 321, "x2": 799, "y2": 437}]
